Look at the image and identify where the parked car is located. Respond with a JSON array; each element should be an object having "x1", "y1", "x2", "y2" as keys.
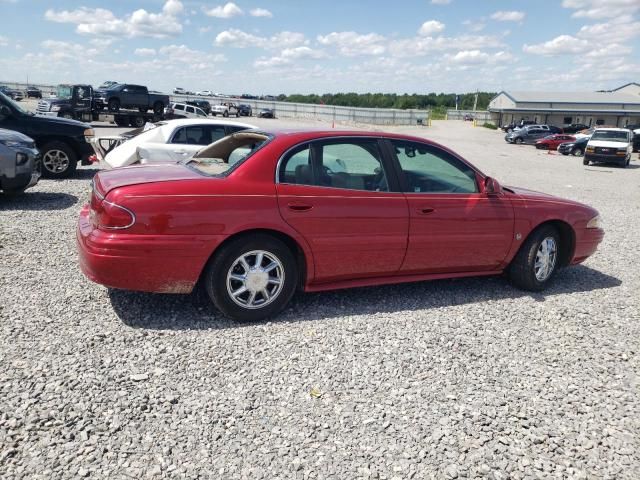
[
  {"x1": 0, "y1": 128, "x2": 40, "y2": 194},
  {"x1": 505, "y1": 126, "x2": 552, "y2": 144},
  {"x1": 584, "y1": 128, "x2": 633, "y2": 167},
  {"x1": 211, "y1": 102, "x2": 240, "y2": 117},
  {"x1": 25, "y1": 86, "x2": 42, "y2": 99},
  {"x1": 535, "y1": 134, "x2": 576, "y2": 150},
  {"x1": 197, "y1": 90, "x2": 213, "y2": 97},
  {"x1": 186, "y1": 100, "x2": 211, "y2": 115},
  {"x1": 0, "y1": 86, "x2": 23, "y2": 101},
  {"x1": 97, "y1": 84, "x2": 169, "y2": 114},
  {"x1": 501, "y1": 120, "x2": 535, "y2": 133},
  {"x1": 561, "y1": 123, "x2": 589, "y2": 134},
  {"x1": 164, "y1": 103, "x2": 209, "y2": 120},
  {"x1": 173, "y1": 87, "x2": 187, "y2": 95},
  {"x1": 238, "y1": 104, "x2": 253, "y2": 117},
  {"x1": 93, "y1": 118, "x2": 256, "y2": 168},
  {"x1": 0, "y1": 91, "x2": 94, "y2": 178},
  {"x1": 78, "y1": 129, "x2": 604, "y2": 322},
  {"x1": 257, "y1": 108, "x2": 275, "y2": 118},
  {"x1": 623, "y1": 125, "x2": 640, "y2": 152},
  {"x1": 557, "y1": 136, "x2": 589, "y2": 156},
  {"x1": 463, "y1": 114, "x2": 474, "y2": 121}
]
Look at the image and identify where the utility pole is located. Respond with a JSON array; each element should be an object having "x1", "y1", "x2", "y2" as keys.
[{"x1": 473, "y1": 90, "x2": 478, "y2": 112}]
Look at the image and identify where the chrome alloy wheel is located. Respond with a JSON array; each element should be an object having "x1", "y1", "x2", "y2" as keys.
[
  {"x1": 226, "y1": 250, "x2": 285, "y2": 309},
  {"x1": 42, "y1": 149, "x2": 70, "y2": 174},
  {"x1": 534, "y1": 237, "x2": 557, "y2": 282}
]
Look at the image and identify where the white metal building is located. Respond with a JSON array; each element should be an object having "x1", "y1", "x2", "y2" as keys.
[{"x1": 489, "y1": 82, "x2": 640, "y2": 128}]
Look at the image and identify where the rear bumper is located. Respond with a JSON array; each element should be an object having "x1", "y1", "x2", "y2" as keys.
[
  {"x1": 571, "y1": 227, "x2": 604, "y2": 265},
  {"x1": 77, "y1": 206, "x2": 224, "y2": 293}
]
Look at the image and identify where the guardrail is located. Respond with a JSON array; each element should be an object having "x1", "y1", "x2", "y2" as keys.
[{"x1": 2, "y1": 81, "x2": 430, "y2": 126}]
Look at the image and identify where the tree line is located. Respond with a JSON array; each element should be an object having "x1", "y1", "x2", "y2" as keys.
[{"x1": 275, "y1": 92, "x2": 496, "y2": 111}]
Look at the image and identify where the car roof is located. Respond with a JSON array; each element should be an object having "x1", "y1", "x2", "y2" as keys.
[
  {"x1": 159, "y1": 118, "x2": 257, "y2": 128},
  {"x1": 593, "y1": 127, "x2": 630, "y2": 132}
]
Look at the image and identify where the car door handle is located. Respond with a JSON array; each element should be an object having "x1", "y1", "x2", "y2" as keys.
[
  {"x1": 287, "y1": 203, "x2": 313, "y2": 212},
  {"x1": 417, "y1": 207, "x2": 435, "y2": 215}
]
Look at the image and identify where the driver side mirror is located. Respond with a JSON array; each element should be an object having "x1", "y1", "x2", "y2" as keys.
[
  {"x1": 0, "y1": 105, "x2": 11, "y2": 118},
  {"x1": 484, "y1": 176, "x2": 502, "y2": 195}
]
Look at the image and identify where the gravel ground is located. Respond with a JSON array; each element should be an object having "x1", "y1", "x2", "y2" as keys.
[{"x1": 1, "y1": 119, "x2": 639, "y2": 479}]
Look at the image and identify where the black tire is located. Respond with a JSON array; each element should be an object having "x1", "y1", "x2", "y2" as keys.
[
  {"x1": 572, "y1": 148, "x2": 584, "y2": 156},
  {"x1": 153, "y1": 102, "x2": 164, "y2": 115},
  {"x1": 61, "y1": 112, "x2": 74, "y2": 120},
  {"x1": 508, "y1": 225, "x2": 561, "y2": 292},
  {"x1": 203, "y1": 234, "x2": 298, "y2": 322},
  {"x1": 223, "y1": 111, "x2": 229, "y2": 117},
  {"x1": 139, "y1": 107, "x2": 149, "y2": 113},
  {"x1": 583, "y1": 158, "x2": 589, "y2": 165},
  {"x1": 130, "y1": 116, "x2": 145, "y2": 128},
  {"x1": 40, "y1": 141, "x2": 77, "y2": 179},
  {"x1": 515, "y1": 138, "x2": 523, "y2": 144},
  {"x1": 108, "y1": 99, "x2": 120, "y2": 112},
  {"x1": 114, "y1": 116, "x2": 128, "y2": 127},
  {"x1": 506, "y1": 128, "x2": 513, "y2": 133}
]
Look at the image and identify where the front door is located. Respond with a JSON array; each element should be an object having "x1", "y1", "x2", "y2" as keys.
[
  {"x1": 386, "y1": 139, "x2": 514, "y2": 274},
  {"x1": 276, "y1": 138, "x2": 409, "y2": 283}
]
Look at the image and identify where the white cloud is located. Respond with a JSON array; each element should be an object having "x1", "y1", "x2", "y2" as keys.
[
  {"x1": 215, "y1": 29, "x2": 307, "y2": 49},
  {"x1": 388, "y1": 34, "x2": 504, "y2": 58},
  {"x1": 317, "y1": 32, "x2": 386, "y2": 56},
  {"x1": 490, "y1": 11, "x2": 525, "y2": 22},
  {"x1": 159, "y1": 44, "x2": 225, "y2": 64},
  {"x1": 250, "y1": 8, "x2": 273, "y2": 18},
  {"x1": 254, "y1": 46, "x2": 327, "y2": 68},
  {"x1": 134, "y1": 48, "x2": 156, "y2": 56},
  {"x1": 446, "y1": 49, "x2": 514, "y2": 65},
  {"x1": 41, "y1": 39, "x2": 100, "y2": 59},
  {"x1": 418, "y1": 20, "x2": 445, "y2": 36},
  {"x1": 0, "y1": 35, "x2": 8, "y2": 47},
  {"x1": 576, "y1": 17, "x2": 640, "y2": 43},
  {"x1": 431, "y1": 0, "x2": 451, "y2": 4},
  {"x1": 204, "y1": 2, "x2": 243, "y2": 18},
  {"x1": 462, "y1": 19, "x2": 485, "y2": 32},
  {"x1": 522, "y1": 35, "x2": 589, "y2": 55},
  {"x1": 44, "y1": 1, "x2": 184, "y2": 39},
  {"x1": 562, "y1": 0, "x2": 640, "y2": 19}
]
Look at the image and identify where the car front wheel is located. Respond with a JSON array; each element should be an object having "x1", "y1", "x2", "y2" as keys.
[
  {"x1": 508, "y1": 225, "x2": 560, "y2": 291},
  {"x1": 204, "y1": 234, "x2": 298, "y2": 322}
]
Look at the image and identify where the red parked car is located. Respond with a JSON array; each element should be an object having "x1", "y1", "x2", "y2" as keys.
[
  {"x1": 77, "y1": 130, "x2": 604, "y2": 322},
  {"x1": 535, "y1": 134, "x2": 576, "y2": 150}
]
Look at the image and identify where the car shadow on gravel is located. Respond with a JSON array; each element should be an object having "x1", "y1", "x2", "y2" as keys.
[
  {"x1": 0, "y1": 192, "x2": 78, "y2": 210},
  {"x1": 67, "y1": 168, "x2": 100, "y2": 180},
  {"x1": 110, "y1": 265, "x2": 621, "y2": 330}
]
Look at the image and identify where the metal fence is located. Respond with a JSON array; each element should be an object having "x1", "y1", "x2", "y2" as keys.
[
  {"x1": 446, "y1": 110, "x2": 492, "y2": 122},
  {"x1": 2, "y1": 81, "x2": 430, "y2": 126}
]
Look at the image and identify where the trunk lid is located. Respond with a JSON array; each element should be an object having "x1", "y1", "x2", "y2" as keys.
[{"x1": 93, "y1": 163, "x2": 203, "y2": 197}]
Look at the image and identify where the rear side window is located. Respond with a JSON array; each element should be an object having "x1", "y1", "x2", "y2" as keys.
[
  {"x1": 279, "y1": 145, "x2": 312, "y2": 185},
  {"x1": 174, "y1": 104, "x2": 185, "y2": 111}
]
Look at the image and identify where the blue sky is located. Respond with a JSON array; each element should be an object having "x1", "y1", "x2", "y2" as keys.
[{"x1": 0, "y1": 0, "x2": 638, "y2": 95}]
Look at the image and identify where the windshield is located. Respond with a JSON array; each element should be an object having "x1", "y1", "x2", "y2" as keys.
[
  {"x1": 56, "y1": 86, "x2": 73, "y2": 99},
  {"x1": 186, "y1": 132, "x2": 269, "y2": 176},
  {"x1": 0, "y1": 91, "x2": 29, "y2": 115},
  {"x1": 590, "y1": 130, "x2": 629, "y2": 143}
]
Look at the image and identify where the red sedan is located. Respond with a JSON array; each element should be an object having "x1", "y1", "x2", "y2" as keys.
[
  {"x1": 78, "y1": 130, "x2": 604, "y2": 322},
  {"x1": 535, "y1": 134, "x2": 576, "y2": 150}
]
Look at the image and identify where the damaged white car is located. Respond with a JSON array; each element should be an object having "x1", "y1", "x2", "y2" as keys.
[{"x1": 92, "y1": 118, "x2": 256, "y2": 169}]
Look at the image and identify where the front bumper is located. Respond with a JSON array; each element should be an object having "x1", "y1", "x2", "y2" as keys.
[
  {"x1": 571, "y1": 228, "x2": 604, "y2": 265},
  {"x1": 584, "y1": 152, "x2": 627, "y2": 164},
  {"x1": 77, "y1": 205, "x2": 223, "y2": 294}
]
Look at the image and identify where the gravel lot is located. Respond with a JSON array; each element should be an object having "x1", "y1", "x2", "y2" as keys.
[{"x1": 1, "y1": 117, "x2": 639, "y2": 479}]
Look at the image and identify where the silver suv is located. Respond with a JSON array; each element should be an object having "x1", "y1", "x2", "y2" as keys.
[{"x1": 0, "y1": 128, "x2": 40, "y2": 195}]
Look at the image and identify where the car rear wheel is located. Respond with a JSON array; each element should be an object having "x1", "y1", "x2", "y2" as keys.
[
  {"x1": 204, "y1": 234, "x2": 298, "y2": 322},
  {"x1": 223, "y1": 111, "x2": 229, "y2": 117},
  {"x1": 509, "y1": 225, "x2": 560, "y2": 292},
  {"x1": 40, "y1": 141, "x2": 77, "y2": 179},
  {"x1": 130, "y1": 116, "x2": 145, "y2": 128}
]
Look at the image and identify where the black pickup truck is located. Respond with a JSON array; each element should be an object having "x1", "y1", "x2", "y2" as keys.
[
  {"x1": 1, "y1": 91, "x2": 94, "y2": 178},
  {"x1": 95, "y1": 84, "x2": 169, "y2": 114}
]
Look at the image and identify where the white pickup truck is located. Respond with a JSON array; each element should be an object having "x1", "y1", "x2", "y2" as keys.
[{"x1": 211, "y1": 102, "x2": 239, "y2": 117}]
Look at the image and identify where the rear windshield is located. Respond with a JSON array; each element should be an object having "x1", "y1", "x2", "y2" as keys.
[
  {"x1": 185, "y1": 132, "x2": 270, "y2": 176},
  {"x1": 590, "y1": 130, "x2": 629, "y2": 142}
]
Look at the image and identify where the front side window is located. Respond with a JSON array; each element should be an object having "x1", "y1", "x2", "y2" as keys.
[
  {"x1": 391, "y1": 140, "x2": 478, "y2": 194},
  {"x1": 186, "y1": 106, "x2": 195, "y2": 114}
]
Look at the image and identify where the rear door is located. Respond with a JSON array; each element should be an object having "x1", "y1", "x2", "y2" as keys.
[
  {"x1": 386, "y1": 139, "x2": 514, "y2": 274},
  {"x1": 276, "y1": 138, "x2": 409, "y2": 284}
]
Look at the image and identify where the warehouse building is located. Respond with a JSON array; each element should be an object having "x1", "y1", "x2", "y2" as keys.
[{"x1": 488, "y1": 82, "x2": 640, "y2": 128}]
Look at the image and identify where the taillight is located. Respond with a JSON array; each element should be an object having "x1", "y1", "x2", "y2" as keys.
[{"x1": 90, "y1": 196, "x2": 135, "y2": 230}]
